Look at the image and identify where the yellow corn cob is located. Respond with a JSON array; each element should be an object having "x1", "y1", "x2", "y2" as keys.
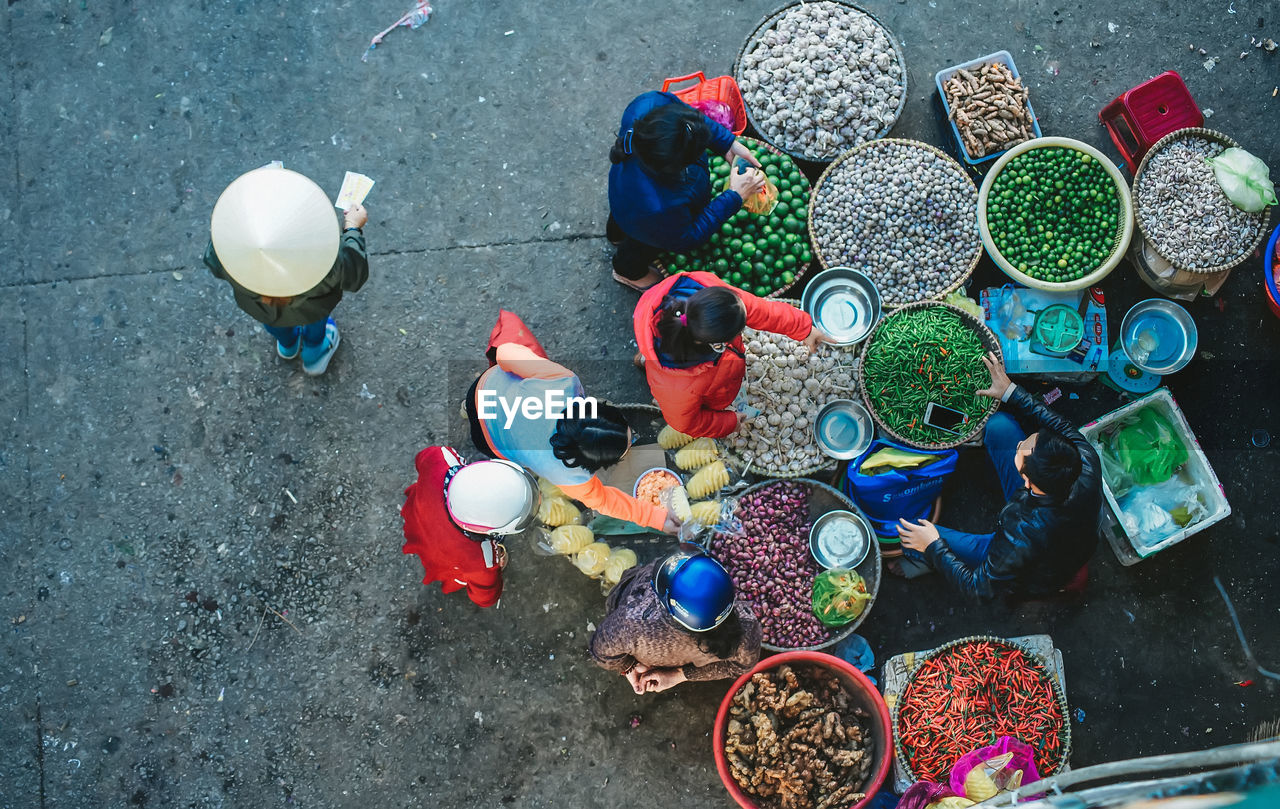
[
  {"x1": 657, "y1": 425, "x2": 695, "y2": 450},
  {"x1": 675, "y1": 437, "x2": 720, "y2": 470},
  {"x1": 603, "y1": 548, "x2": 638, "y2": 585},
  {"x1": 537, "y1": 496, "x2": 580, "y2": 527},
  {"x1": 573, "y1": 541, "x2": 611, "y2": 576},
  {"x1": 689, "y1": 500, "x2": 722, "y2": 527},
  {"x1": 687, "y1": 460, "x2": 729, "y2": 500},
  {"x1": 548, "y1": 525, "x2": 593, "y2": 555}
]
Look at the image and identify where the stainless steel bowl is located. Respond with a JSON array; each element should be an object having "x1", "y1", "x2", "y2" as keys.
[
  {"x1": 802, "y1": 267, "x2": 883, "y2": 346},
  {"x1": 809, "y1": 510, "x2": 874, "y2": 569},
  {"x1": 814, "y1": 399, "x2": 875, "y2": 461},
  {"x1": 1119, "y1": 298, "x2": 1199, "y2": 376}
]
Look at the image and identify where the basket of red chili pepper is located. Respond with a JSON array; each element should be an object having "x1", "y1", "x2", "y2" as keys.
[{"x1": 893, "y1": 636, "x2": 1070, "y2": 785}]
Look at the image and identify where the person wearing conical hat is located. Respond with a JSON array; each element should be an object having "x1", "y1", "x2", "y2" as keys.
[{"x1": 203, "y1": 166, "x2": 369, "y2": 375}]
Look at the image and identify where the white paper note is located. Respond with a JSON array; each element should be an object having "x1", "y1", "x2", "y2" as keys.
[{"x1": 334, "y1": 171, "x2": 375, "y2": 209}]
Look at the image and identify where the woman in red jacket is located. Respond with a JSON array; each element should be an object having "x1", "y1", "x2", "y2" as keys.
[{"x1": 633, "y1": 271, "x2": 831, "y2": 438}]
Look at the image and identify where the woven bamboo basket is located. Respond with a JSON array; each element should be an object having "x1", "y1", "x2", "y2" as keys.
[
  {"x1": 808, "y1": 139, "x2": 982, "y2": 310},
  {"x1": 892, "y1": 635, "x2": 1072, "y2": 783},
  {"x1": 1132, "y1": 127, "x2": 1273, "y2": 276},
  {"x1": 733, "y1": 0, "x2": 908, "y2": 164},
  {"x1": 720, "y1": 299, "x2": 861, "y2": 479},
  {"x1": 857, "y1": 301, "x2": 1000, "y2": 450}
]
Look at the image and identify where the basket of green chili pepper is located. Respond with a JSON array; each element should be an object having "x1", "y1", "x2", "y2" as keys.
[
  {"x1": 858, "y1": 301, "x2": 1000, "y2": 450},
  {"x1": 892, "y1": 636, "x2": 1071, "y2": 785}
]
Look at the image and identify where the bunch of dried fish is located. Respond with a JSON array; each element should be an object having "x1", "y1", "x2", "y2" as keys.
[
  {"x1": 725, "y1": 663, "x2": 874, "y2": 809},
  {"x1": 943, "y1": 63, "x2": 1035, "y2": 158}
]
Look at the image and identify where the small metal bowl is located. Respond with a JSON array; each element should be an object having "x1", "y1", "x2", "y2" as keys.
[
  {"x1": 814, "y1": 399, "x2": 875, "y2": 461},
  {"x1": 633, "y1": 467, "x2": 681, "y2": 504},
  {"x1": 1119, "y1": 298, "x2": 1199, "y2": 376},
  {"x1": 809, "y1": 510, "x2": 874, "y2": 569},
  {"x1": 802, "y1": 267, "x2": 883, "y2": 346}
]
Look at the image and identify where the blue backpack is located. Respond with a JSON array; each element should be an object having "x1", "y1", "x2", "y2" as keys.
[{"x1": 843, "y1": 439, "x2": 959, "y2": 539}]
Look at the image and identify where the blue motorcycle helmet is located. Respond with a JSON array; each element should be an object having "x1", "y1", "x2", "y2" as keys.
[{"x1": 653, "y1": 545, "x2": 736, "y2": 632}]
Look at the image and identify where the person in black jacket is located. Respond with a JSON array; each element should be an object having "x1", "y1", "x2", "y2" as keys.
[{"x1": 896, "y1": 353, "x2": 1101, "y2": 601}]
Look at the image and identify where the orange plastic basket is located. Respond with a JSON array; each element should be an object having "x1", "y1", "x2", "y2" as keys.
[{"x1": 661, "y1": 71, "x2": 747, "y2": 135}]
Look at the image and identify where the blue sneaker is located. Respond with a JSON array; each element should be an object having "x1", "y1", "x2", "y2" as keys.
[
  {"x1": 276, "y1": 336, "x2": 301, "y2": 360},
  {"x1": 302, "y1": 319, "x2": 340, "y2": 376}
]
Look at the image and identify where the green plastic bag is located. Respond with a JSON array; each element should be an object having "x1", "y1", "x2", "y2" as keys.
[
  {"x1": 1206, "y1": 148, "x2": 1278, "y2": 213},
  {"x1": 1099, "y1": 407, "x2": 1189, "y2": 495},
  {"x1": 811, "y1": 569, "x2": 872, "y2": 628}
]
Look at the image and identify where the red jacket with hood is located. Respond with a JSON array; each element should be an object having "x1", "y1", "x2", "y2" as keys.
[{"x1": 633, "y1": 272, "x2": 813, "y2": 438}]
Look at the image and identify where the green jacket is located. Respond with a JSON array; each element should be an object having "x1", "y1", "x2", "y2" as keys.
[{"x1": 203, "y1": 229, "x2": 369, "y2": 328}]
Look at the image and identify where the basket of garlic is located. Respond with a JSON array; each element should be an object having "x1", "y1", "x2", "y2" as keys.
[{"x1": 721, "y1": 306, "x2": 861, "y2": 478}]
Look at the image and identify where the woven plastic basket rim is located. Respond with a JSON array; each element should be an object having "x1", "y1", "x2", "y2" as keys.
[
  {"x1": 733, "y1": 0, "x2": 909, "y2": 164},
  {"x1": 890, "y1": 635, "x2": 1073, "y2": 783},
  {"x1": 656, "y1": 137, "x2": 813, "y2": 299},
  {"x1": 720, "y1": 299, "x2": 860, "y2": 478},
  {"x1": 1132, "y1": 126, "x2": 1273, "y2": 276},
  {"x1": 708, "y1": 477, "x2": 882, "y2": 652},
  {"x1": 857, "y1": 301, "x2": 1001, "y2": 450},
  {"x1": 808, "y1": 139, "x2": 983, "y2": 310}
]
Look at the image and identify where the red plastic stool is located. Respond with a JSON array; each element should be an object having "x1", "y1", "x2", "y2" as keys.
[{"x1": 1099, "y1": 71, "x2": 1202, "y2": 172}]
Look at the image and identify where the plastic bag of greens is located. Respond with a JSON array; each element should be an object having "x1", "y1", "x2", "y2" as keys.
[
  {"x1": 810, "y1": 569, "x2": 872, "y2": 628},
  {"x1": 1099, "y1": 406, "x2": 1189, "y2": 493},
  {"x1": 1206, "y1": 147, "x2": 1278, "y2": 213}
]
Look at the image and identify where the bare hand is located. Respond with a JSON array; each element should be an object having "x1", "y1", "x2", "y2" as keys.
[
  {"x1": 975, "y1": 352, "x2": 1012, "y2": 400},
  {"x1": 729, "y1": 167, "x2": 767, "y2": 200},
  {"x1": 344, "y1": 202, "x2": 368, "y2": 229},
  {"x1": 802, "y1": 327, "x2": 835, "y2": 352},
  {"x1": 897, "y1": 518, "x2": 940, "y2": 552},
  {"x1": 624, "y1": 665, "x2": 649, "y2": 694},
  {"x1": 662, "y1": 512, "x2": 684, "y2": 535},
  {"x1": 725, "y1": 141, "x2": 762, "y2": 169},
  {"x1": 640, "y1": 667, "x2": 687, "y2": 693}
]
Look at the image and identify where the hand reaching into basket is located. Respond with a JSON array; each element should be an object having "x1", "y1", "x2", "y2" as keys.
[
  {"x1": 724, "y1": 140, "x2": 762, "y2": 169},
  {"x1": 975, "y1": 352, "x2": 1013, "y2": 400},
  {"x1": 802, "y1": 327, "x2": 836, "y2": 352}
]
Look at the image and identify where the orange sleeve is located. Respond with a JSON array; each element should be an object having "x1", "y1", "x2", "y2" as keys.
[
  {"x1": 559, "y1": 477, "x2": 667, "y2": 531},
  {"x1": 739, "y1": 289, "x2": 813, "y2": 342}
]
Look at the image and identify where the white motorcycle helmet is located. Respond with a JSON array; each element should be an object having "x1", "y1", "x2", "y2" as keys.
[{"x1": 444, "y1": 459, "x2": 541, "y2": 536}]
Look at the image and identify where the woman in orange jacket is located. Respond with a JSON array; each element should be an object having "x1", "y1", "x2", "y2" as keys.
[{"x1": 633, "y1": 272, "x2": 831, "y2": 438}]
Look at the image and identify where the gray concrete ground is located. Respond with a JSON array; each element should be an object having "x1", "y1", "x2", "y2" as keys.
[{"x1": 2, "y1": 1, "x2": 1278, "y2": 807}]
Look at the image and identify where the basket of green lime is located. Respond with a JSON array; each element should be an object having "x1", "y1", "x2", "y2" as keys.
[{"x1": 662, "y1": 137, "x2": 813, "y2": 297}]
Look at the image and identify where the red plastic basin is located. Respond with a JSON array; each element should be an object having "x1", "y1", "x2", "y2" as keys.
[{"x1": 713, "y1": 651, "x2": 892, "y2": 809}]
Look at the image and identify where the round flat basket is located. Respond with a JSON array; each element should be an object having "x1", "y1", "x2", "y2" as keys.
[
  {"x1": 858, "y1": 301, "x2": 1000, "y2": 450},
  {"x1": 658, "y1": 137, "x2": 813, "y2": 299},
  {"x1": 809, "y1": 139, "x2": 981, "y2": 309},
  {"x1": 707, "y1": 478, "x2": 881, "y2": 653},
  {"x1": 720, "y1": 299, "x2": 862, "y2": 479},
  {"x1": 892, "y1": 635, "x2": 1072, "y2": 784},
  {"x1": 1133, "y1": 127, "x2": 1272, "y2": 276},
  {"x1": 978, "y1": 136, "x2": 1133, "y2": 291},
  {"x1": 733, "y1": 0, "x2": 908, "y2": 164}
]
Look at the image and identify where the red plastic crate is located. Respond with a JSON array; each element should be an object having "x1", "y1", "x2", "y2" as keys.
[
  {"x1": 1099, "y1": 71, "x2": 1202, "y2": 172},
  {"x1": 661, "y1": 71, "x2": 747, "y2": 135}
]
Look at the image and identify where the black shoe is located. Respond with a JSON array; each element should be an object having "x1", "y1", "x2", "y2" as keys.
[{"x1": 606, "y1": 216, "x2": 625, "y2": 246}]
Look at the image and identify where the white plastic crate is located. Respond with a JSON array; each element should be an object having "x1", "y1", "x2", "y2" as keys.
[{"x1": 1080, "y1": 388, "x2": 1230, "y2": 563}]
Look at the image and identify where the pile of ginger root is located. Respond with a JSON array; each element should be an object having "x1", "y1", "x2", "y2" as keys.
[{"x1": 724, "y1": 664, "x2": 874, "y2": 809}]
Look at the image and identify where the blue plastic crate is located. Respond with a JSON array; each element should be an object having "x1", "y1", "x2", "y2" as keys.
[{"x1": 935, "y1": 50, "x2": 1042, "y2": 166}]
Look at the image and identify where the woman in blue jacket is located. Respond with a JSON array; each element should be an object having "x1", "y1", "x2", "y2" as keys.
[{"x1": 607, "y1": 91, "x2": 766, "y2": 291}]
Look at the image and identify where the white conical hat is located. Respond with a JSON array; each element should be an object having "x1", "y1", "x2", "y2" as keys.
[{"x1": 210, "y1": 167, "x2": 340, "y2": 297}]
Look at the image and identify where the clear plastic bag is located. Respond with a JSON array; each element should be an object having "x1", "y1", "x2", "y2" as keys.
[
  {"x1": 1118, "y1": 476, "x2": 1209, "y2": 541},
  {"x1": 995, "y1": 289, "x2": 1031, "y2": 340},
  {"x1": 1206, "y1": 147, "x2": 1278, "y2": 213}
]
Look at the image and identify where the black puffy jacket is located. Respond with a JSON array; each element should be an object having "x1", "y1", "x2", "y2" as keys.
[{"x1": 925, "y1": 386, "x2": 1102, "y2": 602}]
